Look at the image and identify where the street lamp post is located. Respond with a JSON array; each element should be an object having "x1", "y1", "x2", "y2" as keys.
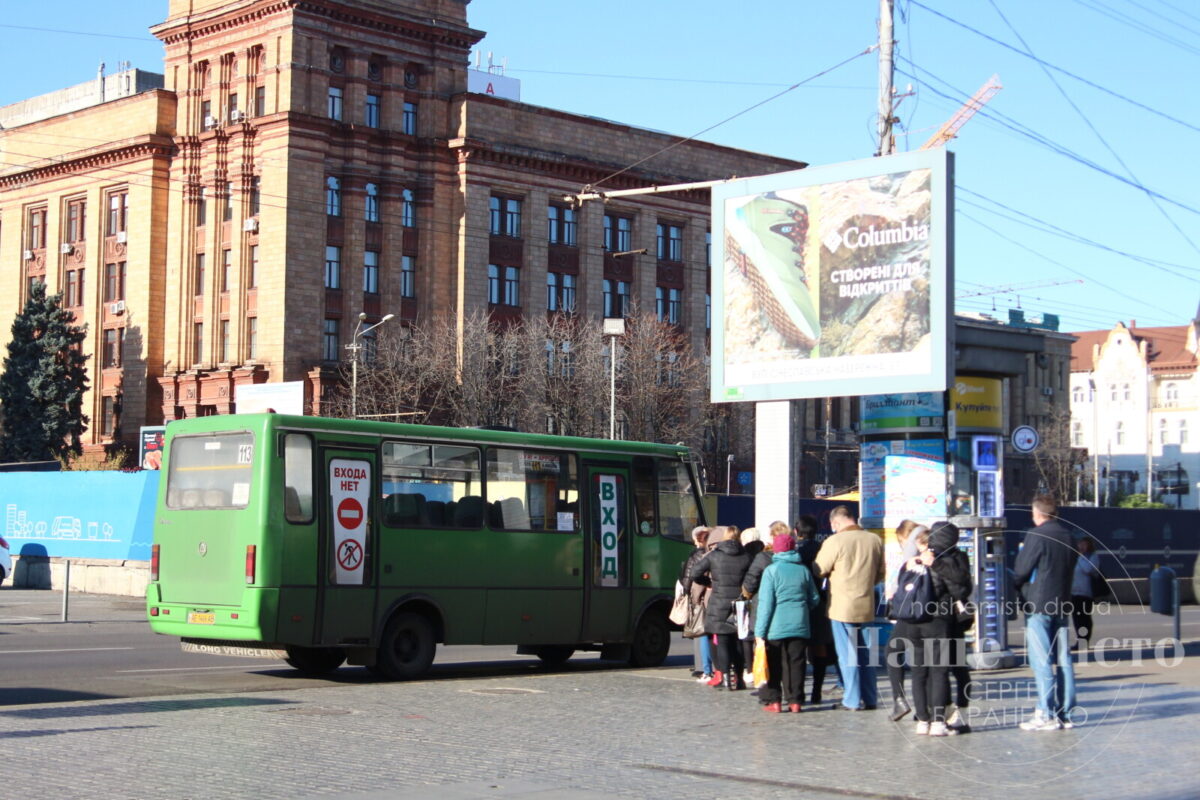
[
  {"x1": 347, "y1": 312, "x2": 395, "y2": 419},
  {"x1": 603, "y1": 317, "x2": 625, "y2": 439}
]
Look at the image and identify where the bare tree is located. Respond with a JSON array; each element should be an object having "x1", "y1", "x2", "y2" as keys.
[
  {"x1": 445, "y1": 310, "x2": 527, "y2": 429},
  {"x1": 520, "y1": 313, "x2": 609, "y2": 438},
  {"x1": 618, "y1": 312, "x2": 708, "y2": 449},
  {"x1": 1033, "y1": 403, "x2": 1088, "y2": 503}
]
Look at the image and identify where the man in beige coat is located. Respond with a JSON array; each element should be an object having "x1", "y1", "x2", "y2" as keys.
[{"x1": 815, "y1": 505, "x2": 885, "y2": 710}]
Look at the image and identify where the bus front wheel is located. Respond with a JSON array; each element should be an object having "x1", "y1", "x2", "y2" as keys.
[
  {"x1": 375, "y1": 612, "x2": 436, "y2": 680},
  {"x1": 628, "y1": 609, "x2": 670, "y2": 667},
  {"x1": 284, "y1": 646, "x2": 346, "y2": 675}
]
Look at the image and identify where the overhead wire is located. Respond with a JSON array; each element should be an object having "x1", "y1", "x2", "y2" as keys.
[
  {"x1": 906, "y1": 0, "x2": 1200, "y2": 136},
  {"x1": 588, "y1": 45, "x2": 877, "y2": 190},
  {"x1": 985, "y1": 0, "x2": 1200, "y2": 260},
  {"x1": 1069, "y1": 0, "x2": 1200, "y2": 55}
]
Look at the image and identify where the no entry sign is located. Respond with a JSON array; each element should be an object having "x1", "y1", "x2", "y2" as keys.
[{"x1": 330, "y1": 458, "x2": 370, "y2": 585}]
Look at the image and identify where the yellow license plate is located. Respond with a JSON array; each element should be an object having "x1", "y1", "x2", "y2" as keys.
[{"x1": 187, "y1": 612, "x2": 216, "y2": 625}]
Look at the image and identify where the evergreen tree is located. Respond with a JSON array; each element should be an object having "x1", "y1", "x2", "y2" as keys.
[{"x1": 0, "y1": 282, "x2": 90, "y2": 463}]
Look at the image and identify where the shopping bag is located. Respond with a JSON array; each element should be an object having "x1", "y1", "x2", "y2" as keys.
[
  {"x1": 734, "y1": 599, "x2": 750, "y2": 640},
  {"x1": 752, "y1": 640, "x2": 769, "y2": 686}
]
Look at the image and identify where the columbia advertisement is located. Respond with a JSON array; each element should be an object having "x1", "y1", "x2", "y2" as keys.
[{"x1": 711, "y1": 150, "x2": 952, "y2": 402}]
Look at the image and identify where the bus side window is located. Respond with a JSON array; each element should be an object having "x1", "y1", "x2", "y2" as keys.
[
  {"x1": 283, "y1": 433, "x2": 314, "y2": 523},
  {"x1": 656, "y1": 457, "x2": 698, "y2": 542},
  {"x1": 632, "y1": 455, "x2": 657, "y2": 536}
]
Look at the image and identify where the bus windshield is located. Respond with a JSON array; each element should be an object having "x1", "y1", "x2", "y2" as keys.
[{"x1": 166, "y1": 432, "x2": 255, "y2": 509}]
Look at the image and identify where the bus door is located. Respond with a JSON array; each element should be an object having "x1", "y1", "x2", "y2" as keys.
[
  {"x1": 581, "y1": 463, "x2": 631, "y2": 643},
  {"x1": 317, "y1": 446, "x2": 377, "y2": 644}
]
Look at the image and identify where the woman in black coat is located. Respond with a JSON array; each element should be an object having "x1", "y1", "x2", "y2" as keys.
[
  {"x1": 905, "y1": 522, "x2": 973, "y2": 736},
  {"x1": 690, "y1": 525, "x2": 752, "y2": 690}
]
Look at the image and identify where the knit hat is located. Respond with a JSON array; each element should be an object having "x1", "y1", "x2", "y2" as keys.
[{"x1": 771, "y1": 533, "x2": 795, "y2": 554}]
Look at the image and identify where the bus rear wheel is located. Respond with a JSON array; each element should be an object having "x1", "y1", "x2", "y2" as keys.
[
  {"x1": 375, "y1": 612, "x2": 436, "y2": 680},
  {"x1": 628, "y1": 609, "x2": 670, "y2": 667},
  {"x1": 284, "y1": 646, "x2": 346, "y2": 675},
  {"x1": 532, "y1": 646, "x2": 574, "y2": 666}
]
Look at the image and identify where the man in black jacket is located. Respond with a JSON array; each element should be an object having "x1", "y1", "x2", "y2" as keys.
[{"x1": 1013, "y1": 495, "x2": 1077, "y2": 731}]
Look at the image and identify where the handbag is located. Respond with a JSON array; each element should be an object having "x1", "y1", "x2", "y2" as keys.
[
  {"x1": 683, "y1": 595, "x2": 707, "y2": 639},
  {"x1": 752, "y1": 639, "x2": 769, "y2": 686},
  {"x1": 669, "y1": 593, "x2": 689, "y2": 626},
  {"x1": 889, "y1": 567, "x2": 936, "y2": 623},
  {"x1": 734, "y1": 599, "x2": 751, "y2": 640}
]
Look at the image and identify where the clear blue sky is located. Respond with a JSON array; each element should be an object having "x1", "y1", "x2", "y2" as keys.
[{"x1": 3, "y1": 1, "x2": 1196, "y2": 332}]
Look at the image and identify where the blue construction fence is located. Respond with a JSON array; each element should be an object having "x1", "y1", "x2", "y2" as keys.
[{"x1": 2, "y1": 471, "x2": 158, "y2": 562}]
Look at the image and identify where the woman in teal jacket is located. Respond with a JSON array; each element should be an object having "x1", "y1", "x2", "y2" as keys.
[{"x1": 754, "y1": 532, "x2": 821, "y2": 713}]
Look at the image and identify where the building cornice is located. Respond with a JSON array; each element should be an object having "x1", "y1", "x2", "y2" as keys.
[{"x1": 0, "y1": 137, "x2": 175, "y2": 188}]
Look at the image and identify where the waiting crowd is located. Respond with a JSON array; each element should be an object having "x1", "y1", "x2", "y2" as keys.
[{"x1": 677, "y1": 496, "x2": 1103, "y2": 735}]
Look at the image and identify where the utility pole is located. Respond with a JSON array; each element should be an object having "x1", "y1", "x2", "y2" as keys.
[{"x1": 877, "y1": 0, "x2": 896, "y2": 156}]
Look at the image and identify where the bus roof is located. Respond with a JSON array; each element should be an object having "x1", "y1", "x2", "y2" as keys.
[{"x1": 163, "y1": 413, "x2": 694, "y2": 459}]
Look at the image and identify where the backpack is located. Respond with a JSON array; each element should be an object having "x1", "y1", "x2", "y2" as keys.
[{"x1": 889, "y1": 566, "x2": 936, "y2": 623}]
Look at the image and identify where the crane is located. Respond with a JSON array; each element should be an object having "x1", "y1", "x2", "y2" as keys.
[{"x1": 921, "y1": 74, "x2": 1003, "y2": 150}]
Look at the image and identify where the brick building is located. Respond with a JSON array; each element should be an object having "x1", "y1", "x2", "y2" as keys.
[{"x1": 0, "y1": 0, "x2": 804, "y2": 453}]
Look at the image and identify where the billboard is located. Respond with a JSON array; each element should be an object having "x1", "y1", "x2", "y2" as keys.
[
  {"x1": 952, "y1": 375, "x2": 1003, "y2": 431},
  {"x1": 860, "y1": 391, "x2": 945, "y2": 434},
  {"x1": 711, "y1": 150, "x2": 953, "y2": 402},
  {"x1": 236, "y1": 381, "x2": 306, "y2": 415}
]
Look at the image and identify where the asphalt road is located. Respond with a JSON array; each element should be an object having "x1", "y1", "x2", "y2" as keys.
[
  {"x1": 0, "y1": 588, "x2": 699, "y2": 706},
  {"x1": 1, "y1": 587, "x2": 1195, "y2": 708}
]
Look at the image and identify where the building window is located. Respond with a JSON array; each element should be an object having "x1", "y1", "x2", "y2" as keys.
[
  {"x1": 104, "y1": 262, "x2": 126, "y2": 302},
  {"x1": 246, "y1": 317, "x2": 258, "y2": 361},
  {"x1": 223, "y1": 181, "x2": 233, "y2": 222},
  {"x1": 248, "y1": 245, "x2": 259, "y2": 288},
  {"x1": 401, "y1": 189, "x2": 415, "y2": 227},
  {"x1": 201, "y1": 99, "x2": 212, "y2": 127},
  {"x1": 227, "y1": 92, "x2": 239, "y2": 122},
  {"x1": 489, "y1": 195, "x2": 522, "y2": 237},
  {"x1": 1072, "y1": 386, "x2": 1084, "y2": 404},
  {"x1": 66, "y1": 269, "x2": 84, "y2": 308},
  {"x1": 106, "y1": 192, "x2": 129, "y2": 236},
  {"x1": 194, "y1": 253, "x2": 206, "y2": 296},
  {"x1": 1122, "y1": 383, "x2": 1131, "y2": 401},
  {"x1": 1072, "y1": 421, "x2": 1083, "y2": 447},
  {"x1": 364, "y1": 250, "x2": 379, "y2": 294},
  {"x1": 401, "y1": 255, "x2": 416, "y2": 298},
  {"x1": 103, "y1": 328, "x2": 124, "y2": 368},
  {"x1": 326, "y1": 177, "x2": 341, "y2": 216},
  {"x1": 603, "y1": 214, "x2": 631, "y2": 252},
  {"x1": 193, "y1": 322, "x2": 204, "y2": 363},
  {"x1": 324, "y1": 246, "x2": 341, "y2": 289},
  {"x1": 1180, "y1": 419, "x2": 1189, "y2": 445},
  {"x1": 1165, "y1": 382, "x2": 1179, "y2": 405},
  {"x1": 328, "y1": 86, "x2": 343, "y2": 121},
  {"x1": 219, "y1": 320, "x2": 231, "y2": 362},
  {"x1": 603, "y1": 279, "x2": 629, "y2": 318},
  {"x1": 254, "y1": 85, "x2": 266, "y2": 117},
  {"x1": 66, "y1": 199, "x2": 86, "y2": 243},
  {"x1": 365, "y1": 93, "x2": 381, "y2": 128},
  {"x1": 365, "y1": 183, "x2": 380, "y2": 223},
  {"x1": 196, "y1": 187, "x2": 207, "y2": 226},
  {"x1": 1110, "y1": 384, "x2": 1118, "y2": 402},
  {"x1": 1159, "y1": 418, "x2": 1169, "y2": 444},
  {"x1": 221, "y1": 249, "x2": 233, "y2": 292},
  {"x1": 706, "y1": 230, "x2": 712, "y2": 267},
  {"x1": 249, "y1": 177, "x2": 261, "y2": 217},
  {"x1": 547, "y1": 205, "x2": 577, "y2": 246},
  {"x1": 706, "y1": 292, "x2": 711, "y2": 330},
  {"x1": 547, "y1": 272, "x2": 576, "y2": 312},
  {"x1": 101, "y1": 396, "x2": 116, "y2": 437},
  {"x1": 656, "y1": 222, "x2": 683, "y2": 261},
  {"x1": 402, "y1": 101, "x2": 417, "y2": 135},
  {"x1": 1115, "y1": 421, "x2": 1125, "y2": 446},
  {"x1": 323, "y1": 318, "x2": 340, "y2": 361},
  {"x1": 487, "y1": 264, "x2": 520, "y2": 306},
  {"x1": 656, "y1": 286, "x2": 681, "y2": 324},
  {"x1": 28, "y1": 208, "x2": 46, "y2": 249}
]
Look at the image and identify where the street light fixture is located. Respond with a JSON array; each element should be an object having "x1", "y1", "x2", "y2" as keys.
[
  {"x1": 347, "y1": 311, "x2": 394, "y2": 419},
  {"x1": 603, "y1": 317, "x2": 625, "y2": 439}
]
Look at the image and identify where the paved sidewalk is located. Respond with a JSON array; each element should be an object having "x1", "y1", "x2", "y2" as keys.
[{"x1": 1, "y1": 593, "x2": 1198, "y2": 800}]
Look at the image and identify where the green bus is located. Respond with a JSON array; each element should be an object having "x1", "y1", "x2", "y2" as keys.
[{"x1": 146, "y1": 413, "x2": 706, "y2": 679}]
